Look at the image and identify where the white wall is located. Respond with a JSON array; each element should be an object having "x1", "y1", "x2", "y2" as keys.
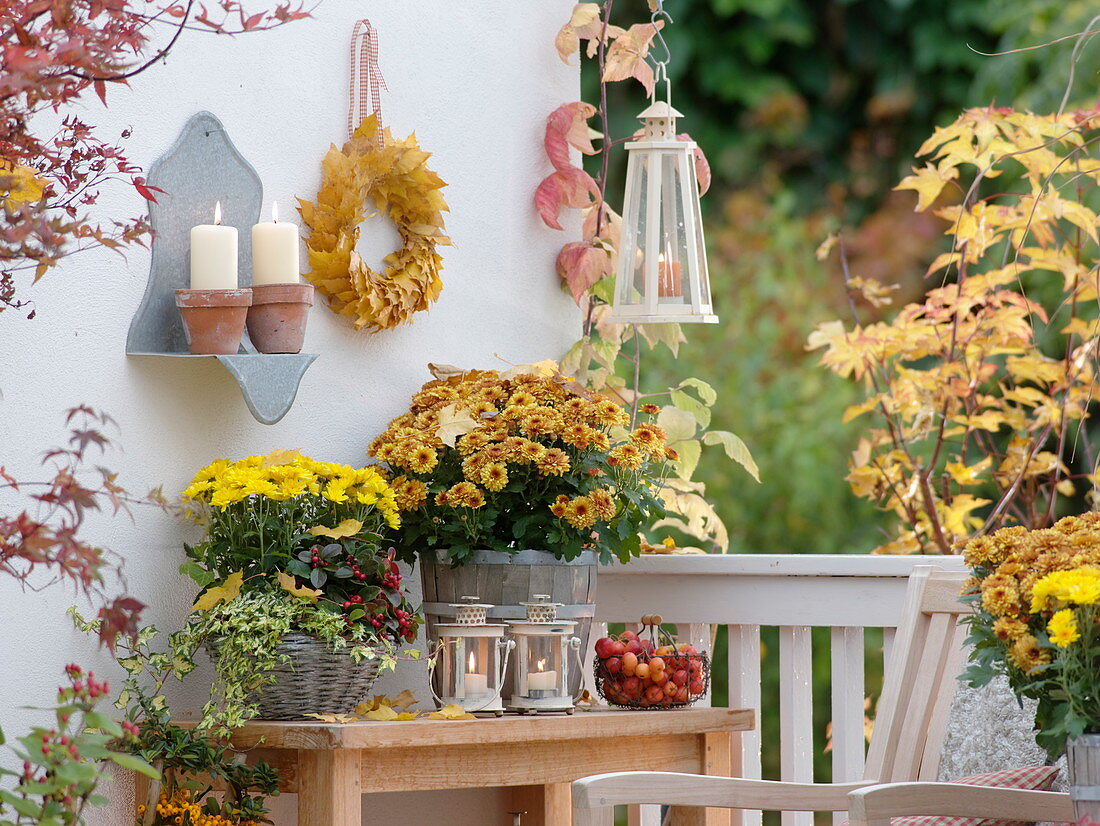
[{"x1": 0, "y1": 2, "x2": 579, "y2": 824}]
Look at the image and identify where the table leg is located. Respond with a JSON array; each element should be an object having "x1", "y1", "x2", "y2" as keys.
[
  {"x1": 511, "y1": 783, "x2": 573, "y2": 826},
  {"x1": 667, "y1": 731, "x2": 733, "y2": 826},
  {"x1": 298, "y1": 750, "x2": 362, "y2": 826}
]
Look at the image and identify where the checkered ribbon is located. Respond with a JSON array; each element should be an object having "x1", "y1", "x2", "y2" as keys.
[{"x1": 348, "y1": 19, "x2": 388, "y2": 142}]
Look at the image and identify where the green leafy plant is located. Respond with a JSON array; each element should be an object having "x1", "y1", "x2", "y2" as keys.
[
  {"x1": 71, "y1": 611, "x2": 279, "y2": 825},
  {"x1": 0, "y1": 664, "x2": 154, "y2": 826},
  {"x1": 370, "y1": 364, "x2": 669, "y2": 565}
]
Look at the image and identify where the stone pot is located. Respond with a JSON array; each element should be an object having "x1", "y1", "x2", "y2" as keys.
[
  {"x1": 246, "y1": 283, "x2": 314, "y2": 354},
  {"x1": 1068, "y1": 733, "x2": 1100, "y2": 819},
  {"x1": 175, "y1": 288, "x2": 251, "y2": 355},
  {"x1": 419, "y1": 549, "x2": 598, "y2": 697}
]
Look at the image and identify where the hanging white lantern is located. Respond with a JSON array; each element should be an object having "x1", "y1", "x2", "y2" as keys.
[{"x1": 607, "y1": 95, "x2": 717, "y2": 325}]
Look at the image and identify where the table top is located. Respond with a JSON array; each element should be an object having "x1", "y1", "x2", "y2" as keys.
[{"x1": 222, "y1": 707, "x2": 754, "y2": 750}]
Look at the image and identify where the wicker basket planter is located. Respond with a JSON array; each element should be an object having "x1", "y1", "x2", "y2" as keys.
[{"x1": 206, "y1": 632, "x2": 381, "y2": 721}]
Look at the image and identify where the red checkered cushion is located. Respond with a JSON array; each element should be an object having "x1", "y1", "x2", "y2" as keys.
[{"x1": 840, "y1": 766, "x2": 1061, "y2": 826}]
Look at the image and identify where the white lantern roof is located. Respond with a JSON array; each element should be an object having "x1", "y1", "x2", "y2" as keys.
[{"x1": 636, "y1": 100, "x2": 683, "y2": 142}]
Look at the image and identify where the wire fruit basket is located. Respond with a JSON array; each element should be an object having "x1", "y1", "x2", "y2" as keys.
[{"x1": 592, "y1": 614, "x2": 709, "y2": 709}]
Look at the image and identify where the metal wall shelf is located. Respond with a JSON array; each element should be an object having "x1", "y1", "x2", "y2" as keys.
[{"x1": 125, "y1": 111, "x2": 316, "y2": 425}]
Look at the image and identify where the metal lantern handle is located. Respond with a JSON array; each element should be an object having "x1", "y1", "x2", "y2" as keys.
[
  {"x1": 568, "y1": 636, "x2": 586, "y2": 702},
  {"x1": 426, "y1": 639, "x2": 446, "y2": 708}
]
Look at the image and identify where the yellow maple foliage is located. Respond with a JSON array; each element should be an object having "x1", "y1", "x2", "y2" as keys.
[
  {"x1": 814, "y1": 106, "x2": 1100, "y2": 553},
  {"x1": 276, "y1": 572, "x2": 322, "y2": 602},
  {"x1": 190, "y1": 571, "x2": 243, "y2": 613},
  {"x1": 298, "y1": 114, "x2": 449, "y2": 332},
  {"x1": 427, "y1": 704, "x2": 476, "y2": 721},
  {"x1": 307, "y1": 518, "x2": 364, "y2": 539}
]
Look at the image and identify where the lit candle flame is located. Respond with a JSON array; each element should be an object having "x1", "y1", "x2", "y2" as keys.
[
  {"x1": 271, "y1": 201, "x2": 279, "y2": 223},
  {"x1": 536, "y1": 658, "x2": 546, "y2": 673},
  {"x1": 213, "y1": 201, "x2": 222, "y2": 226},
  {"x1": 468, "y1": 651, "x2": 476, "y2": 674}
]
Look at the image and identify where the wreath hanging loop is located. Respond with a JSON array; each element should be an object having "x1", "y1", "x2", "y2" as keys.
[{"x1": 297, "y1": 114, "x2": 450, "y2": 332}]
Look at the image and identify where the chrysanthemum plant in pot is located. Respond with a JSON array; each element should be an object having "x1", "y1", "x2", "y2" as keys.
[
  {"x1": 962, "y1": 514, "x2": 1100, "y2": 817},
  {"x1": 178, "y1": 451, "x2": 421, "y2": 731},
  {"x1": 369, "y1": 364, "x2": 672, "y2": 693}
]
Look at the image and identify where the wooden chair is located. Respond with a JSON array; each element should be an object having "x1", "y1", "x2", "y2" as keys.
[
  {"x1": 573, "y1": 566, "x2": 1019, "y2": 825},
  {"x1": 846, "y1": 780, "x2": 1074, "y2": 826}
]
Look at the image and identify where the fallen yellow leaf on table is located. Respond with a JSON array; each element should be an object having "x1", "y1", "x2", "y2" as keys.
[
  {"x1": 304, "y1": 713, "x2": 359, "y2": 724},
  {"x1": 428, "y1": 704, "x2": 476, "y2": 720}
]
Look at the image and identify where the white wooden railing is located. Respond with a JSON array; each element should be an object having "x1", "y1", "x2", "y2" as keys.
[{"x1": 589, "y1": 554, "x2": 967, "y2": 826}]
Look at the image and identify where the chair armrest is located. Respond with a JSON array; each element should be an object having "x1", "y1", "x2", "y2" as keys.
[
  {"x1": 846, "y1": 782, "x2": 1075, "y2": 826},
  {"x1": 572, "y1": 771, "x2": 871, "y2": 814}
]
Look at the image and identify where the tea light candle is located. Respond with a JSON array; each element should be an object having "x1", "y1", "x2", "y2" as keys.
[
  {"x1": 251, "y1": 201, "x2": 300, "y2": 286},
  {"x1": 528, "y1": 660, "x2": 557, "y2": 692},
  {"x1": 464, "y1": 651, "x2": 488, "y2": 696},
  {"x1": 190, "y1": 202, "x2": 238, "y2": 290}
]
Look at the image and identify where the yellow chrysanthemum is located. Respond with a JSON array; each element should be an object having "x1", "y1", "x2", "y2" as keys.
[
  {"x1": 481, "y1": 462, "x2": 508, "y2": 492},
  {"x1": 535, "y1": 448, "x2": 570, "y2": 476},
  {"x1": 1047, "y1": 608, "x2": 1080, "y2": 648},
  {"x1": 1007, "y1": 633, "x2": 1050, "y2": 673},
  {"x1": 1031, "y1": 567, "x2": 1100, "y2": 612},
  {"x1": 610, "y1": 443, "x2": 645, "y2": 471},
  {"x1": 564, "y1": 496, "x2": 597, "y2": 530}
]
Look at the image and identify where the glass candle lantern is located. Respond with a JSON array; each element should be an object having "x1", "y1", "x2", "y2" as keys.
[
  {"x1": 506, "y1": 595, "x2": 582, "y2": 715},
  {"x1": 606, "y1": 95, "x2": 718, "y2": 326},
  {"x1": 429, "y1": 597, "x2": 514, "y2": 716}
]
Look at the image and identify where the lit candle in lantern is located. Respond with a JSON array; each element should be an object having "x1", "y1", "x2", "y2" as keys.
[
  {"x1": 189, "y1": 202, "x2": 238, "y2": 290},
  {"x1": 657, "y1": 252, "x2": 683, "y2": 298},
  {"x1": 527, "y1": 658, "x2": 558, "y2": 692},
  {"x1": 251, "y1": 201, "x2": 301, "y2": 286},
  {"x1": 463, "y1": 651, "x2": 488, "y2": 697}
]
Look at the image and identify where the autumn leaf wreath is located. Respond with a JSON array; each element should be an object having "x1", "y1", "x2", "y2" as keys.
[{"x1": 297, "y1": 114, "x2": 450, "y2": 332}]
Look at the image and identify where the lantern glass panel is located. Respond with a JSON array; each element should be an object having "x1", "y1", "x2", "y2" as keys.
[
  {"x1": 437, "y1": 634, "x2": 501, "y2": 701},
  {"x1": 517, "y1": 633, "x2": 567, "y2": 698},
  {"x1": 657, "y1": 151, "x2": 691, "y2": 305},
  {"x1": 616, "y1": 152, "x2": 649, "y2": 308}
]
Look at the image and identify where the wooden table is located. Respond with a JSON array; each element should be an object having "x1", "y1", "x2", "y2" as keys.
[{"x1": 179, "y1": 707, "x2": 752, "y2": 826}]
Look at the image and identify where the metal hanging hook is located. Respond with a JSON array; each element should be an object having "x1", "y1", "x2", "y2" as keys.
[{"x1": 648, "y1": 0, "x2": 674, "y2": 103}]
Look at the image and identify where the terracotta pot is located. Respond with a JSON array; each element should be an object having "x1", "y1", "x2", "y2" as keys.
[
  {"x1": 175, "y1": 289, "x2": 252, "y2": 355},
  {"x1": 246, "y1": 283, "x2": 315, "y2": 354}
]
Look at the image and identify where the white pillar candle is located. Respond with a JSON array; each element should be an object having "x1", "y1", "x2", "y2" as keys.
[
  {"x1": 463, "y1": 672, "x2": 488, "y2": 697},
  {"x1": 190, "y1": 202, "x2": 238, "y2": 290},
  {"x1": 251, "y1": 201, "x2": 300, "y2": 286},
  {"x1": 528, "y1": 668, "x2": 558, "y2": 691}
]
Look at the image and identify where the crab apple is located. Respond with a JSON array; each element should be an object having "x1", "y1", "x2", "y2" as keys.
[
  {"x1": 626, "y1": 639, "x2": 643, "y2": 656},
  {"x1": 672, "y1": 669, "x2": 689, "y2": 687},
  {"x1": 634, "y1": 662, "x2": 650, "y2": 681},
  {"x1": 622, "y1": 676, "x2": 641, "y2": 698},
  {"x1": 605, "y1": 656, "x2": 622, "y2": 675},
  {"x1": 689, "y1": 679, "x2": 705, "y2": 695},
  {"x1": 594, "y1": 637, "x2": 618, "y2": 659},
  {"x1": 663, "y1": 681, "x2": 679, "y2": 699},
  {"x1": 621, "y1": 652, "x2": 638, "y2": 676},
  {"x1": 676, "y1": 686, "x2": 689, "y2": 702},
  {"x1": 677, "y1": 644, "x2": 699, "y2": 655},
  {"x1": 644, "y1": 684, "x2": 664, "y2": 703},
  {"x1": 652, "y1": 670, "x2": 669, "y2": 687},
  {"x1": 641, "y1": 639, "x2": 655, "y2": 655},
  {"x1": 608, "y1": 639, "x2": 627, "y2": 657},
  {"x1": 649, "y1": 656, "x2": 666, "y2": 673},
  {"x1": 620, "y1": 630, "x2": 639, "y2": 643},
  {"x1": 655, "y1": 645, "x2": 674, "y2": 656}
]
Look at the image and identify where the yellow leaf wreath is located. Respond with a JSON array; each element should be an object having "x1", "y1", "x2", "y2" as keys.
[{"x1": 297, "y1": 115, "x2": 449, "y2": 331}]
